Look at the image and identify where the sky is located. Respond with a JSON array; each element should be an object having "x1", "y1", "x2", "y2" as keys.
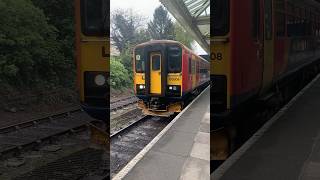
[{"x1": 110, "y1": 0, "x2": 207, "y2": 55}]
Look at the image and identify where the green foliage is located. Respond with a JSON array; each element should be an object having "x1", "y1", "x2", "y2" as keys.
[
  {"x1": 31, "y1": 0, "x2": 75, "y2": 87},
  {"x1": 148, "y1": 6, "x2": 175, "y2": 40},
  {"x1": 110, "y1": 57, "x2": 132, "y2": 89},
  {"x1": 0, "y1": 0, "x2": 61, "y2": 87},
  {"x1": 0, "y1": 0, "x2": 75, "y2": 89},
  {"x1": 119, "y1": 44, "x2": 134, "y2": 76}
]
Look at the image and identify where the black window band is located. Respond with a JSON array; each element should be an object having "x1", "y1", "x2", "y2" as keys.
[{"x1": 212, "y1": 0, "x2": 230, "y2": 36}]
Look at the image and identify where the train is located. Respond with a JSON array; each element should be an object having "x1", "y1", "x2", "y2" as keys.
[
  {"x1": 75, "y1": 0, "x2": 109, "y2": 121},
  {"x1": 212, "y1": 0, "x2": 320, "y2": 159},
  {"x1": 133, "y1": 40, "x2": 210, "y2": 116}
]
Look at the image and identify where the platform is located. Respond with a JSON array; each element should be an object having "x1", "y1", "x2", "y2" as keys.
[
  {"x1": 213, "y1": 74, "x2": 320, "y2": 180},
  {"x1": 114, "y1": 87, "x2": 210, "y2": 180}
]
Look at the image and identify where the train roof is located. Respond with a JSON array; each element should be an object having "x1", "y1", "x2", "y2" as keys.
[
  {"x1": 134, "y1": 40, "x2": 188, "y2": 50},
  {"x1": 134, "y1": 40, "x2": 209, "y2": 63}
]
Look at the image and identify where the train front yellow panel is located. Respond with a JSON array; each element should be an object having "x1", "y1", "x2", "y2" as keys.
[
  {"x1": 134, "y1": 73, "x2": 145, "y2": 93},
  {"x1": 212, "y1": 38, "x2": 231, "y2": 109},
  {"x1": 167, "y1": 73, "x2": 182, "y2": 95},
  {"x1": 79, "y1": 37, "x2": 108, "y2": 102}
]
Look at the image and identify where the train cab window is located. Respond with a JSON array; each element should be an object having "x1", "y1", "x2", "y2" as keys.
[
  {"x1": 135, "y1": 48, "x2": 145, "y2": 73},
  {"x1": 168, "y1": 46, "x2": 182, "y2": 73},
  {"x1": 81, "y1": 0, "x2": 108, "y2": 36},
  {"x1": 213, "y1": 0, "x2": 229, "y2": 36},
  {"x1": 152, "y1": 55, "x2": 161, "y2": 70},
  {"x1": 252, "y1": 0, "x2": 260, "y2": 40}
]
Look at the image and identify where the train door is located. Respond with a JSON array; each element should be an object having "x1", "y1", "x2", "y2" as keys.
[
  {"x1": 150, "y1": 52, "x2": 162, "y2": 94},
  {"x1": 192, "y1": 56, "x2": 196, "y2": 89},
  {"x1": 253, "y1": 0, "x2": 264, "y2": 90},
  {"x1": 196, "y1": 61, "x2": 200, "y2": 86},
  {"x1": 261, "y1": 0, "x2": 274, "y2": 93},
  {"x1": 188, "y1": 54, "x2": 192, "y2": 91}
]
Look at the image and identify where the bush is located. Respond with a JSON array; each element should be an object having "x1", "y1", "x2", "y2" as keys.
[{"x1": 110, "y1": 57, "x2": 132, "y2": 89}]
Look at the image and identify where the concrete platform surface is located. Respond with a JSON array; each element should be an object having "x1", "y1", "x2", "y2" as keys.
[
  {"x1": 124, "y1": 88, "x2": 210, "y2": 180},
  {"x1": 216, "y1": 75, "x2": 320, "y2": 180}
]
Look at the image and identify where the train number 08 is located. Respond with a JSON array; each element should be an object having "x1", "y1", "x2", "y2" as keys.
[{"x1": 211, "y1": 52, "x2": 223, "y2": 61}]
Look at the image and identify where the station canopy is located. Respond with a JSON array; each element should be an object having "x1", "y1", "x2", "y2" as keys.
[{"x1": 160, "y1": 0, "x2": 210, "y2": 53}]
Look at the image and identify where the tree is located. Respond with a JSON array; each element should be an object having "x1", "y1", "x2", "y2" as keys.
[
  {"x1": 0, "y1": 0, "x2": 67, "y2": 88},
  {"x1": 174, "y1": 22, "x2": 194, "y2": 48},
  {"x1": 31, "y1": 0, "x2": 75, "y2": 87},
  {"x1": 119, "y1": 44, "x2": 134, "y2": 76},
  {"x1": 148, "y1": 6, "x2": 174, "y2": 40},
  {"x1": 111, "y1": 9, "x2": 146, "y2": 53}
]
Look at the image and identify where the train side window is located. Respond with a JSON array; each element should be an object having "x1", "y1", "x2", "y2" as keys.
[
  {"x1": 265, "y1": 0, "x2": 273, "y2": 40},
  {"x1": 197, "y1": 61, "x2": 199, "y2": 73},
  {"x1": 152, "y1": 55, "x2": 161, "y2": 70},
  {"x1": 188, "y1": 55, "x2": 192, "y2": 73},
  {"x1": 252, "y1": 0, "x2": 260, "y2": 40},
  {"x1": 192, "y1": 61, "x2": 195, "y2": 74}
]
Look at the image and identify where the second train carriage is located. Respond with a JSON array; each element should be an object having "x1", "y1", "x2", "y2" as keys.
[
  {"x1": 212, "y1": 0, "x2": 320, "y2": 130},
  {"x1": 133, "y1": 40, "x2": 210, "y2": 116}
]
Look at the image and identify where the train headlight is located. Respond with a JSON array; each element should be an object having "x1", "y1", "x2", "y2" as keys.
[
  {"x1": 139, "y1": 84, "x2": 145, "y2": 89},
  {"x1": 136, "y1": 84, "x2": 146, "y2": 95},
  {"x1": 94, "y1": 74, "x2": 106, "y2": 86},
  {"x1": 167, "y1": 85, "x2": 181, "y2": 97},
  {"x1": 168, "y1": 85, "x2": 179, "y2": 91}
]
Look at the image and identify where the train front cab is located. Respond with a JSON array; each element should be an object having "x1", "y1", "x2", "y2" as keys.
[
  {"x1": 134, "y1": 42, "x2": 184, "y2": 116},
  {"x1": 212, "y1": 0, "x2": 231, "y2": 130},
  {"x1": 75, "y1": 0, "x2": 109, "y2": 121}
]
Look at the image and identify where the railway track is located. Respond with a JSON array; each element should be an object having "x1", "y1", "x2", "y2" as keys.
[
  {"x1": 0, "y1": 108, "x2": 93, "y2": 158},
  {"x1": 110, "y1": 96, "x2": 138, "y2": 112},
  {"x1": 110, "y1": 115, "x2": 174, "y2": 177},
  {"x1": 0, "y1": 95, "x2": 137, "y2": 158},
  {"x1": 0, "y1": 107, "x2": 109, "y2": 179}
]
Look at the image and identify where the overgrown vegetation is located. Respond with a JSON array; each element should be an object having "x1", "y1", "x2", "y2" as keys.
[
  {"x1": 0, "y1": 0, "x2": 75, "y2": 90},
  {"x1": 111, "y1": 5, "x2": 194, "y2": 90},
  {"x1": 0, "y1": 2, "x2": 195, "y2": 94}
]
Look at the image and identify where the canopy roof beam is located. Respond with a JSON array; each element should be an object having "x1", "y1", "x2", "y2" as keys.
[{"x1": 160, "y1": 0, "x2": 210, "y2": 53}]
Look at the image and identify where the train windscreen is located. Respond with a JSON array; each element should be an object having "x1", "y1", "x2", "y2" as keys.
[
  {"x1": 81, "y1": 0, "x2": 108, "y2": 36},
  {"x1": 212, "y1": 0, "x2": 229, "y2": 36},
  {"x1": 135, "y1": 48, "x2": 145, "y2": 73},
  {"x1": 168, "y1": 46, "x2": 182, "y2": 73}
]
